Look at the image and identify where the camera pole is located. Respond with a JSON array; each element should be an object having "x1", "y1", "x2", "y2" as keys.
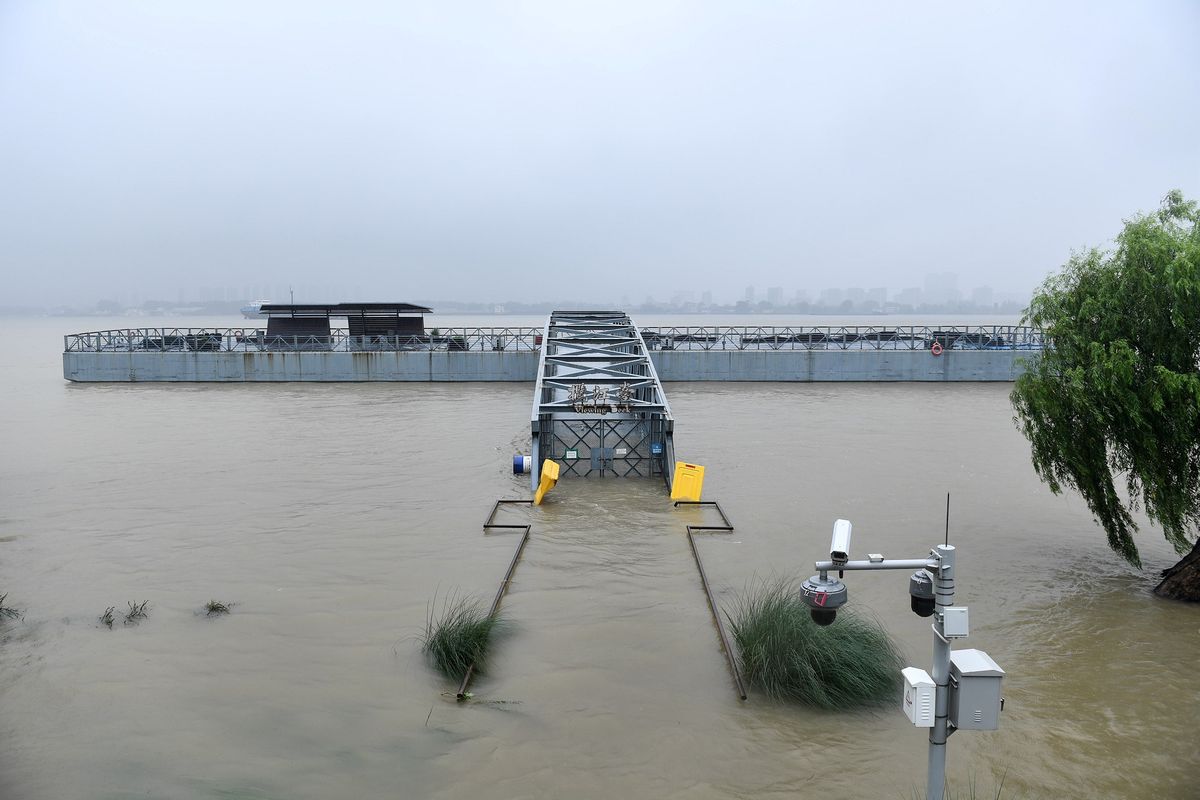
[
  {"x1": 809, "y1": 544, "x2": 957, "y2": 800},
  {"x1": 927, "y1": 543, "x2": 955, "y2": 800}
]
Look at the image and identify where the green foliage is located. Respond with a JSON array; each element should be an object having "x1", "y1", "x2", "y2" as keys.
[
  {"x1": 421, "y1": 594, "x2": 503, "y2": 681},
  {"x1": 1012, "y1": 190, "x2": 1200, "y2": 567},
  {"x1": 727, "y1": 578, "x2": 903, "y2": 708}
]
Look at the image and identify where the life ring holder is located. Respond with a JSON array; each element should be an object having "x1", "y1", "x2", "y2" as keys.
[
  {"x1": 931, "y1": 341, "x2": 944, "y2": 356},
  {"x1": 233, "y1": 329, "x2": 244, "y2": 339}
]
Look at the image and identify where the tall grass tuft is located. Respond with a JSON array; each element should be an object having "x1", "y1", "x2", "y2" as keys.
[
  {"x1": 0, "y1": 593, "x2": 20, "y2": 620},
  {"x1": 727, "y1": 578, "x2": 903, "y2": 708},
  {"x1": 204, "y1": 600, "x2": 232, "y2": 616},
  {"x1": 907, "y1": 769, "x2": 1016, "y2": 799},
  {"x1": 123, "y1": 600, "x2": 150, "y2": 625},
  {"x1": 421, "y1": 593, "x2": 503, "y2": 681}
]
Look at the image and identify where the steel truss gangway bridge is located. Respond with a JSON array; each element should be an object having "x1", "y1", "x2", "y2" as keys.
[{"x1": 529, "y1": 311, "x2": 677, "y2": 492}]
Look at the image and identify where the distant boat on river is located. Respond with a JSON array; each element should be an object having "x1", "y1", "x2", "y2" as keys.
[{"x1": 240, "y1": 300, "x2": 269, "y2": 319}]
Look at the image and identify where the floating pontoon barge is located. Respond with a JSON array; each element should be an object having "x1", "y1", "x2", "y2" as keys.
[{"x1": 63, "y1": 310, "x2": 1041, "y2": 382}]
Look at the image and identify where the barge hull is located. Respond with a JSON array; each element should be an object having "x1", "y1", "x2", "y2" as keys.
[{"x1": 63, "y1": 350, "x2": 1025, "y2": 382}]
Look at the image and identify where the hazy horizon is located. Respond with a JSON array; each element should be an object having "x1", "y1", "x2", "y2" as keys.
[{"x1": 2, "y1": 1, "x2": 1198, "y2": 307}]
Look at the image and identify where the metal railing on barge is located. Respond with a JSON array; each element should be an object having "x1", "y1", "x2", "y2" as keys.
[
  {"x1": 63, "y1": 327, "x2": 546, "y2": 353},
  {"x1": 64, "y1": 325, "x2": 1044, "y2": 354}
]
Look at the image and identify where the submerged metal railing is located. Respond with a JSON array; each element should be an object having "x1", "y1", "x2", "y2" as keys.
[
  {"x1": 675, "y1": 500, "x2": 747, "y2": 701},
  {"x1": 456, "y1": 499, "x2": 534, "y2": 701},
  {"x1": 64, "y1": 325, "x2": 1044, "y2": 354}
]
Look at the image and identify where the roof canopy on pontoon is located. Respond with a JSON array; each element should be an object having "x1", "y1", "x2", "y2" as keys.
[{"x1": 260, "y1": 303, "x2": 433, "y2": 337}]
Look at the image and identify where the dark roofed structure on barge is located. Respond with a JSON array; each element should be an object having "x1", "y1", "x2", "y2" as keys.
[{"x1": 261, "y1": 303, "x2": 433, "y2": 339}]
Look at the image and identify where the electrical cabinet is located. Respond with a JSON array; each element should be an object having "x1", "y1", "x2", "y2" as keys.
[{"x1": 949, "y1": 649, "x2": 1004, "y2": 730}]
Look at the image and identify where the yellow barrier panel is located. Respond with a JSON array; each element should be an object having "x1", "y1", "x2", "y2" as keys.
[
  {"x1": 533, "y1": 459, "x2": 560, "y2": 505},
  {"x1": 670, "y1": 462, "x2": 705, "y2": 502}
]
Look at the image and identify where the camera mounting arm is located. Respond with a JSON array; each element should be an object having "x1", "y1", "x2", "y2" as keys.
[{"x1": 813, "y1": 556, "x2": 938, "y2": 575}]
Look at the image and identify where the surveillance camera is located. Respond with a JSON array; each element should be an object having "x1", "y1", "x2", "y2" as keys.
[
  {"x1": 800, "y1": 573, "x2": 848, "y2": 626},
  {"x1": 829, "y1": 519, "x2": 852, "y2": 565},
  {"x1": 909, "y1": 570, "x2": 935, "y2": 617}
]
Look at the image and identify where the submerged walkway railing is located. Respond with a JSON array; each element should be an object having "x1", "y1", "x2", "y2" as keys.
[
  {"x1": 456, "y1": 499, "x2": 534, "y2": 701},
  {"x1": 65, "y1": 325, "x2": 1043, "y2": 353},
  {"x1": 675, "y1": 500, "x2": 747, "y2": 701}
]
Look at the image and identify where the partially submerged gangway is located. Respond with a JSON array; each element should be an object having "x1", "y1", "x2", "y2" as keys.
[{"x1": 529, "y1": 311, "x2": 676, "y2": 492}]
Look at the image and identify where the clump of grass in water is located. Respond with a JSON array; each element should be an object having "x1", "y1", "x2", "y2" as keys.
[
  {"x1": 727, "y1": 578, "x2": 903, "y2": 708},
  {"x1": 421, "y1": 593, "x2": 503, "y2": 681},
  {"x1": 0, "y1": 593, "x2": 20, "y2": 621},
  {"x1": 907, "y1": 769, "x2": 1015, "y2": 799},
  {"x1": 100, "y1": 606, "x2": 115, "y2": 629},
  {"x1": 204, "y1": 600, "x2": 233, "y2": 616},
  {"x1": 122, "y1": 600, "x2": 150, "y2": 625}
]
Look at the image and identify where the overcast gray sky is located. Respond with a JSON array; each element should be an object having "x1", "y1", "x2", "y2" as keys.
[{"x1": 2, "y1": 1, "x2": 1198, "y2": 307}]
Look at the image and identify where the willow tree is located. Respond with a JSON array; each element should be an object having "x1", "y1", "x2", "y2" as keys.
[{"x1": 1011, "y1": 190, "x2": 1200, "y2": 601}]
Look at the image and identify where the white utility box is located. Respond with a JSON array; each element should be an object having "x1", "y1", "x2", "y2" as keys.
[
  {"x1": 949, "y1": 649, "x2": 1004, "y2": 730},
  {"x1": 942, "y1": 606, "x2": 969, "y2": 638},
  {"x1": 902, "y1": 667, "x2": 935, "y2": 727}
]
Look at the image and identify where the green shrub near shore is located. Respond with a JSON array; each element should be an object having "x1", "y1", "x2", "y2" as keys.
[
  {"x1": 728, "y1": 578, "x2": 903, "y2": 708},
  {"x1": 421, "y1": 594, "x2": 503, "y2": 681}
]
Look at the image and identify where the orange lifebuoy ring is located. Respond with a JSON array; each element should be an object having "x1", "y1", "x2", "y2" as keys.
[{"x1": 931, "y1": 342, "x2": 944, "y2": 356}]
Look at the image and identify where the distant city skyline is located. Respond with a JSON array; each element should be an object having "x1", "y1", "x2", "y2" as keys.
[
  {"x1": 4, "y1": 270, "x2": 1030, "y2": 317},
  {"x1": 2, "y1": 2, "x2": 1196, "y2": 310}
]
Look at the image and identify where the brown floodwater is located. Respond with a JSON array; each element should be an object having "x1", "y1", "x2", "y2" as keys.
[{"x1": 1, "y1": 317, "x2": 1197, "y2": 799}]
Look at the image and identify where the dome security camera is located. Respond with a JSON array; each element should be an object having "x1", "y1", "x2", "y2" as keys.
[
  {"x1": 909, "y1": 570, "x2": 935, "y2": 617},
  {"x1": 800, "y1": 573, "x2": 848, "y2": 626}
]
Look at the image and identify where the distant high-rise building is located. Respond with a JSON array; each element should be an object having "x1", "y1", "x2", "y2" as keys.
[
  {"x1": 745, "y1": 285, "x2": 756, "y2": 303},
  {"x1": 767, "y1": 286, "x2": 784, "y2": 306},
  {"x1": 845, "y1": 287, "x2": 866, "y2": 305},
  {"x1": 701, "y1": 291, "x2": 713, "y2": 306},
  {"x1": 923, "y1": 272, "x2": 959, "y2": 306},
  {"x1": 819, "y1": 288, "x2": 846, "y2": 306},
  {"x1": 971, "y1": 286, "x2": 995, "y2": 308}
]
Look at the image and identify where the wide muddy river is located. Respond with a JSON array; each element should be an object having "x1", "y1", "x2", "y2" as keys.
[{"x1": 1, "y1": 317, "x2": 1197, "y2": 799}]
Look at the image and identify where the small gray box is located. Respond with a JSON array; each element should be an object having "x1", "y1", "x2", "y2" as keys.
[{"x1": 949, "y1": 649, "x2": 1004, "y2": 731}]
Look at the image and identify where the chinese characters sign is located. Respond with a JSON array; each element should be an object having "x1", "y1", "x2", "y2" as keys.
[{"x1": 566, "y1": 382, "x2": 636, "y2": 413}]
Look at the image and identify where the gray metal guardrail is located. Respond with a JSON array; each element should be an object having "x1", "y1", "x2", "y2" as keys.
[
  {"x1": 63, "y1": 327, "x2": 545, "y2": 354},
  {"x1": 64, "y1": 325, "x2": 1044, "y2": 354}
]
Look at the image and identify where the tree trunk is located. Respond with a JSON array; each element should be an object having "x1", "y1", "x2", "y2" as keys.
[{"x1": 1153, "y1": 538, "x2": 1200, "y2": 601}]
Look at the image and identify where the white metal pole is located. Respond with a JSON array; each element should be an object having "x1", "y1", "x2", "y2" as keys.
[{"x1": 927, "y1": 544, "x2": 955, "y2": 799}]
